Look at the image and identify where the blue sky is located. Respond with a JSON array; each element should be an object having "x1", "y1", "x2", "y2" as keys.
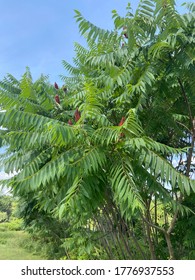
[{"x1": 0, "y1": 0, "x2": 186, "y2": 85}]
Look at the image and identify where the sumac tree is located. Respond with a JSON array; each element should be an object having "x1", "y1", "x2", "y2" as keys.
[{"x1": 0, "y1": 0, "x2": 195, "y2": 259}]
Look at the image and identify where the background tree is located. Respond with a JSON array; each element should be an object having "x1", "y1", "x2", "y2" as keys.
[{"x1": 0, "y1": 195, "x2": 13, "y2": 221}]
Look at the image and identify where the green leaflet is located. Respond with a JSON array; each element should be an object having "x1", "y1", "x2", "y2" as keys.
[{"x1": 110, "y1": 157, "x2": 144, "y2": 216}]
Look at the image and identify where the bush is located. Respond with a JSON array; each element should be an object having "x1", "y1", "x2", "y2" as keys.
[
  {"x1": 0, "y1": 212, "x2": 7, "y2": 222},
  {"x1": 0, "y1": 218, "x2": 23, "y2": 231},
  {"x1": 6, "y1": 218, "x2": 23, "y2": 231}
]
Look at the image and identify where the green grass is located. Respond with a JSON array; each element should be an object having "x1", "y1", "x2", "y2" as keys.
[{"x1": 0, "y1": 223, "x2": 44, "y2": 260}]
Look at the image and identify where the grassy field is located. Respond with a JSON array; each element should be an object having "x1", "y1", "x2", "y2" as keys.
[{"x1": 0, "y1": 223, "x2": 44, "y2": 260}]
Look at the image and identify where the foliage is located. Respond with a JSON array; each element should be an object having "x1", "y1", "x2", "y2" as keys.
[{"x1": 0, "y1": 195, "x2": 13, "y2": 221}]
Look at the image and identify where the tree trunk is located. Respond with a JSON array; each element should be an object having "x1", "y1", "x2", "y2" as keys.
[
  {"x1": 144, "y1": 203, "x2": 156, "y2": 260},
  {"x1": 164, "y1": 232, "x2": 175, "y2": 260},
  {"x1": 145, "y1": 222, "x2": 156, "y2": 260}
]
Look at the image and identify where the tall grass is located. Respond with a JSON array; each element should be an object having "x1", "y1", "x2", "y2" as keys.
[{"x1": 0, "y1": 222, "x2": 44, "y2": 260}]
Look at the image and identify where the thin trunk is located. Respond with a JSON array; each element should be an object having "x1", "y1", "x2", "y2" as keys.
[
  {"x1": 95, "y1": 215, "x2": 115, "y2": 259},
  {"x1": 164, "y1": 232, "x2": 175, "y2": 260},
  {"x1": 142, "y1": 218, "x2": 148, "y2": 247},
  {"x1": 154, "y1": 196, "x2": 158, "y2": 246},
  {"x1": 145, "y1": 200, "x2": 156, "y2": 260},
  {"x1": 145, "y1": 219, "x2": 156, "y2": 259},
  {"x1": 186, "y1": 123, "x2": 195, "y2": 177},
  {"x1": 154, "y1": 196, "x2": 157, "y2": 225},
  {"x1": 113, "y1": 203, "x2": 147, "y2": 259},
  {"x1": 128, "y1": 225, "x2": 147, "y2": 259},
  {"x1": 103, "y1": 205, "x2": 127, "y2": 259},
  {"x1": 105, "y1": 192, "x2": 147, "y2": 259},
  {"x1": 117, "y1": 219, "x2": 134, "y2": 259}
]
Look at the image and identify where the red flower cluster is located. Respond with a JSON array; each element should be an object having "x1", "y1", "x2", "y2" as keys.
[
  {"x1": 54, "y1": 82, "x2": 59, "y2": 90},
  {"x1": 55, "y1": 94, "x2": 60, "y2": 104},
  {"x1": 118, "y1": 117, "x2": 125, "y2": 126},
  {"x1": 118, "y1": 117, "x2": 125, "y2": 138},
  {"x1": 74, "y1": 108, "x2": 81, "y2": 122}
]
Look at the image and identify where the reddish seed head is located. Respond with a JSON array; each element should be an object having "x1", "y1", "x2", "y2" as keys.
[
  {"x1": 55, "y1": 94, "x2": 60, "y2": 104},
  {"x1": 118, "y1": 117, "x2": 125, "y2": 126},
  {"x1": 74, "y1": 108, "x2": 81, "y2": 122},
  {"x1": 68, "y1": 119, "x2": 73, "y2": 125},
  {"x1": 54, "y1": 82, "x2": 59, "y2": 89}
]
